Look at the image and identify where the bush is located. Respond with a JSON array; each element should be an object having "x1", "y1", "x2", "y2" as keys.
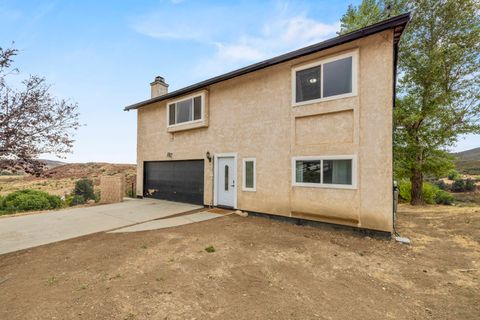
[
  {"x1": 422, "y1": 182, "x2": 438, "y2": 204},
  {"x1": 398, "y1": 179, "x2": 412, "y2": 202},
  {"x1": 434, "y1": 190, "x2": 455, "y2": 205},
  {"x1": 94, "y1": 191, "x2": 101, "y2": 203},
  {"x1": 398, "y1": 180, "x2": 454, "y2": 205},
  {"x1": 126, "y1": 189, "x2": 135, "y2": 198},
  {"x1": 0, "y1": 190, "x2": 64, "y2": 213},
  {"x1": 451, "y1": 179, "x2": 466, "y2": 192},
  {"x1": 47, "y1": 194, "x2": 64, "y2": 208},
  {"x1": 69, "y1": 195, "x2": 86, "y2": 206},
  {"x1": 434, "y1": 179, "x2": 448, "y2": 190},
  {"x1": 447, "y1": 170, "x2": 461, "y2": 181},
  {"x1": 73, "y1": 178, "x2": 95, "y2": 201},
  {"x1": 465, "y1": 178, "x2": 476, "y2": 192}
]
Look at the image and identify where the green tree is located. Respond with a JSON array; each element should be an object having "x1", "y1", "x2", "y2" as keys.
[
  {"x1": 339, "y1": 0, "x2": 480, "y2": 204},
  {"x1": 339, "y1": 0, "x2": 407, "y2": 34}
]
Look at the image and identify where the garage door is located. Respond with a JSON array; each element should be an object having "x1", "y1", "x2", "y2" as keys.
[{"x1": 143, "y1": 160, "x2": 204, "y2": 205}]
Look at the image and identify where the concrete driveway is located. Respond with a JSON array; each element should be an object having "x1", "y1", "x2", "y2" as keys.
[{"x1": 0, "y1": 198, "x2": 201, "y2": 255}]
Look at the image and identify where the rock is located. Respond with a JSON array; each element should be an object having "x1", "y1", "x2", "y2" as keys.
[{"x1": 235, "y1": 210, "x2": 248, "y2": 217}]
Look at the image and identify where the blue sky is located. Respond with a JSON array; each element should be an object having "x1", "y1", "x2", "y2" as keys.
[{"x1": 1, "y1": 0, "x2": 478, "y2": 163}]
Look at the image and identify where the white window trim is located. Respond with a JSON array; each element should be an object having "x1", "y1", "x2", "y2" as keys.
[
  {"x1": 242, "y1": 158, "x2": 256, "y2": 192},
  {"x1": 291, "y1": 50, "x2": 358, "y2": 107},
  {"x1": 291, "y1": 155, "x2": 357, "y2": 189},
  {"x1": 166, "y1": 91, "x2": 206, "y2": 128}
]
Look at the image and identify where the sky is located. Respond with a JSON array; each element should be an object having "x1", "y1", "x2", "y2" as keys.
[{"x1": 1, "y1": 0, "x2": 478, "y2": 163}]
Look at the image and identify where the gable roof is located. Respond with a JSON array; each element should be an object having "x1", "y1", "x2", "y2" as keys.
[{"x1": 124, "y1": 12, "x2": 410, "y2": 111}]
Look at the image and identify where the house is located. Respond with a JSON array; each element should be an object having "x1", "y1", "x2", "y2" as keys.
[{"x1": 124, "y1": 13, "x2": 410, "y2": 234}]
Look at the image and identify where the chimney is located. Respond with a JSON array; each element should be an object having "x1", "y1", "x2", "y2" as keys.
[{"x1": 150, "y1": 76, "x2": 169, "y2": 98}]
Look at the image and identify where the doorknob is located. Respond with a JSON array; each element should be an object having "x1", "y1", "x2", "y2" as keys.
[{"x1": 231, "y1": 180, "x2": 235, "y2": 187}]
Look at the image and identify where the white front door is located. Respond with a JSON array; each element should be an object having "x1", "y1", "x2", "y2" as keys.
[{"x1": 217, "y1": 156, "x2": 236, "y2": 208}]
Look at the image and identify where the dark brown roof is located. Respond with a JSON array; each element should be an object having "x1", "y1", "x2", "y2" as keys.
[{"x1": 124, "y1": 12, "x2": 410, "y2": 111}]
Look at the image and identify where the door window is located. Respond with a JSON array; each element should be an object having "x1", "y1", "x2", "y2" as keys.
[{"x1": 224, "y1": 165, "x2": 229, "y2": 191}]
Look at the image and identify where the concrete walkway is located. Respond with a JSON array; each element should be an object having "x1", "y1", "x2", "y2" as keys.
[
  {"x1": 0, "y1": 199, "x2": 201, "y2": 255},
  {"x1": 109, "y1": 211, "x2": 224, "y2": 233}
]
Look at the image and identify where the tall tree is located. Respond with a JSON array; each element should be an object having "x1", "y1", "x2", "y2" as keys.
[
  {"x1": 339, "y1": 0, "x2": 407, "y2": 33},
  {"x1": 0, "y1": 45, "x2": 80, "y2": 175},
  {"x1": 339, "y1": 0, "x2": 480, "y2": 204}
]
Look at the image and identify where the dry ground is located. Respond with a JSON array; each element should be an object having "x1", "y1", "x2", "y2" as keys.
[
  {"x1": 0, "y1": 204, "x2": 479, "y2": 320},
  {"x1": 0, "y1": 163, "x2": 136, "y2": 197}
]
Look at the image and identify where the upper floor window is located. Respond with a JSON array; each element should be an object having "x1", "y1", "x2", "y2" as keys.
[
  {"x1": 168, "y1": 94, "x2": 203, "y2": 126},
  {"x1": 292, "y1": 51, "x2": 357, "y2": 106}
]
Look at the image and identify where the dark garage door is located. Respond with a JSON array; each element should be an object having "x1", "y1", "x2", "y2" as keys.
[{"x1": 144, "y1": 160, "x2": 204, "y2": 205}]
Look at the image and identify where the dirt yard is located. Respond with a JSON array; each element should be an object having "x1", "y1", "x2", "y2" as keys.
[{"x1": 0, "y1": 204, "x2": 478, "y2": 320}]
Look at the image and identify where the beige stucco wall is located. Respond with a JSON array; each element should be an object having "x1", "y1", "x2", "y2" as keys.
[{"x1": 135, "y1": 30, "x2": 394, "y2": 232}]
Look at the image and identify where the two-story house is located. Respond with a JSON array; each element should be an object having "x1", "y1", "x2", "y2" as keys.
[{"x1": 124, "y1": 13, "x2": 410, "y2": 234}]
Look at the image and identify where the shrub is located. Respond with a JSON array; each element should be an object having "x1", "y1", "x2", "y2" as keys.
[
  {"x1": 422, "y1": 182, "x2": 438, "y2": 204},
  {"x1": 205, "y1": 246, "x2": 216, "y2": 253},
  {"x1": 70, "y1": 195, "x2": 86, "y2": 206},
  {"x1": 447, "y1": 170, "x2": 461, "y2": 181},
  {"x1": 434, "y1": 179, "x2": 448, "y2": 190},
  {"x1": 1, "y1": 190, "x2": 64, "y2": 213},
  {"x1": 465, "y1": 178, "x2": 476, "y2": 192},
  {"x1": 47, "y1": 194, "x2": 64, "y2": 208},
  {"x1": 94, "y1": 191, "x2": 101, "y2": 203},
  {"x1": 398, "y1": 180, "x2": 454, "y2": 205},
  {"x1": 126, "y1": 189, "x2": 135, "y2": 198},
  {"x1": 451, "y1": 179, "x2": 466, "y2": 192},
  {"x1": 434, "y1": 190, "x2": 455, "y2": 205},
  {"x1": 65, "y1": 195, "x2": 73, "y2": 206},
  {"x1": 73, "y1": 178, "x2": 95, "y2": 200},
  {"x1": 398, "y1": 179, "x2": 412, "y2": 202}
]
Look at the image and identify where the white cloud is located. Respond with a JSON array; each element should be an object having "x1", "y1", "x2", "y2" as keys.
[
  {"x1": 130, "y1": 1, "x2": 340, "y2": 79},
  {"x1": 194, "y1": 15, "x2": 340, "y2": 78},
  {"x1": 215, "y1": 41, "x2": 265, "y2": 62},
  {"x1": 282, "y1": 16, "x2": 339, "y2": 43}
]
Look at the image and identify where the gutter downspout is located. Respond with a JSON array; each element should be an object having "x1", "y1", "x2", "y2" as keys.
[
  {"x1": 392, "y1": 42, "x2": 399, "y2": 234},
  {"x1": 392, "y1": 41, "x2": 411, "y2": 245}
]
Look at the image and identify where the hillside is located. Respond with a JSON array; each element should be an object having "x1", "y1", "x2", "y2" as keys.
[
  {"x1": 0, "y1": 163, "x2": 136, "y2": 197},
  {"x1": 41, "y1": 159, "x2": 67, "y2": 169},
  {"x1": 452, "y1": 147, "x2": 480, "y2": 175},
  {"x1": 453, "y1": 147, "x2": 480, "y2": 161}
]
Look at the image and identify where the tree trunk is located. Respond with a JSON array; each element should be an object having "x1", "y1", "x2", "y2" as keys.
[{"x1": 410, "y1": 169, "x2": 424, "y2": 205}]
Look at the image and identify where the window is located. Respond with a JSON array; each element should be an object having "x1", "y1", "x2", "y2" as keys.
[
  {"x1": 323, "y1": 57, "x2": 352, "y2": 98},
  {"x1": 292, "y1": 156, "x2": 356, "y2": 189},
  {"x1": 292, "y1": 51, "x2": 357, "y2": 105},
  {"x1": 242, "y1": 158, "x2": 256, "y2": 191},
  {"x1": 296, "y1": 66, "x2": 321, "y2": 102},
  {"x1": 168, "y1": 95, "x2": 202, "y2": 126}
]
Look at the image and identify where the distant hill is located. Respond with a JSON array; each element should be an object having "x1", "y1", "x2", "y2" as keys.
[
  {"x1": 452, "y1": 147, "x2": 480, "y2": 175},
  {"x1": 452, "y1": 147, "x2": 480, "y2": 161},
  {"x1": 40, "y1": 159, "x2": 67, "y2": 169},
  {"x1": 43, "y1": 162, "x2": 135, "y2": 181}
]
